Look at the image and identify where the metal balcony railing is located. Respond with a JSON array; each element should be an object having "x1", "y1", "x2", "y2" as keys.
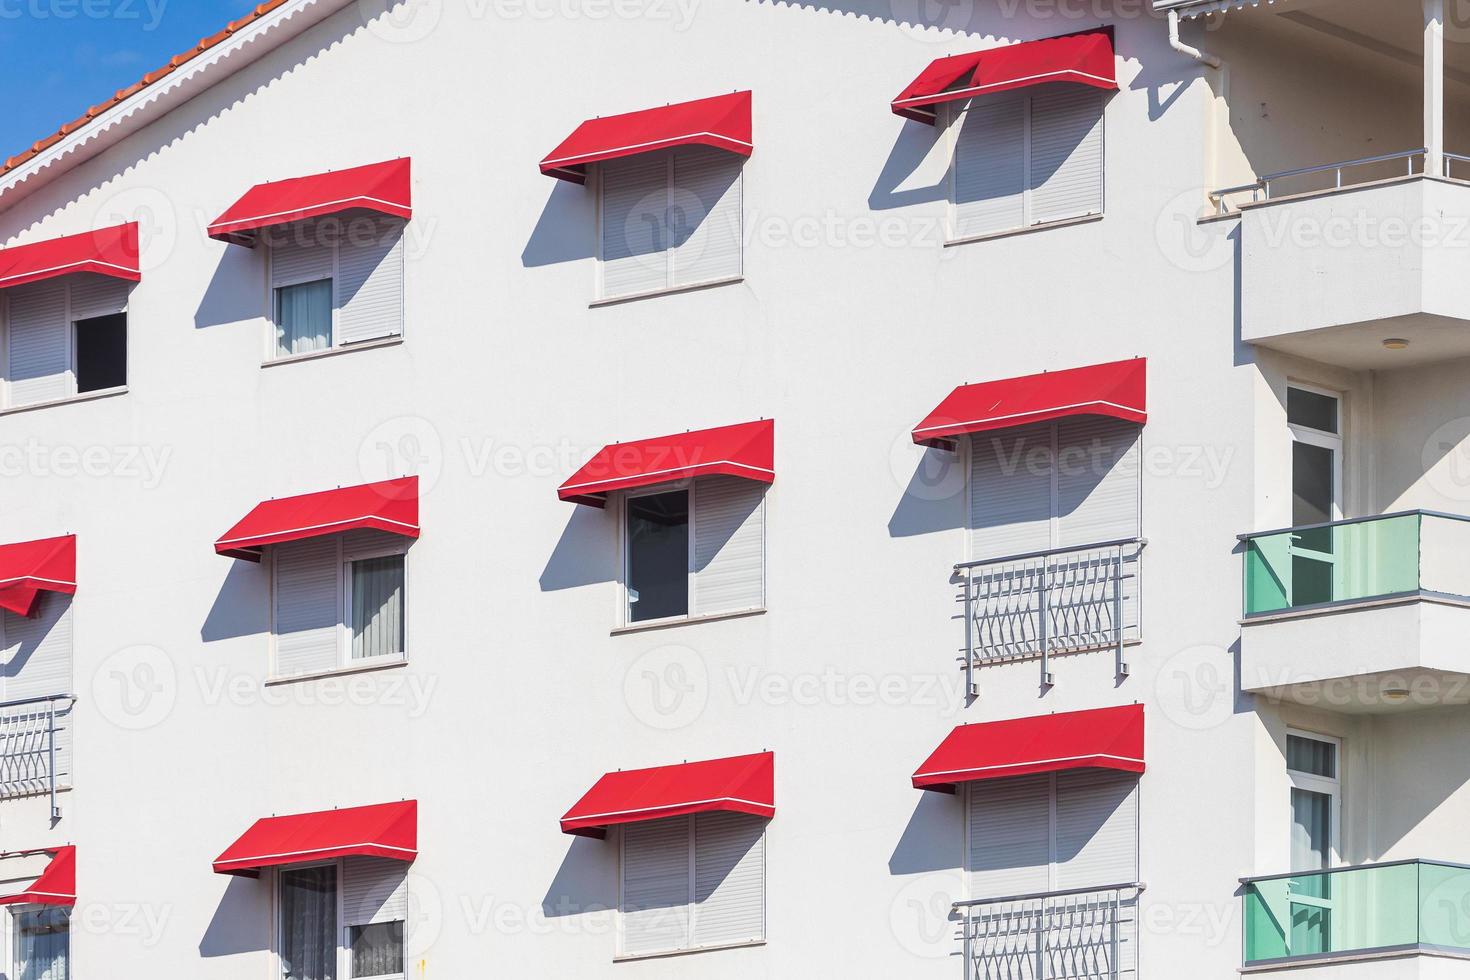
[
  {"x1": 0, "y1": 694, "x2": 75, "y2": 820},
  {"x1": 1239, "y1": 510, "x2": 1470, "y2": 619},
  {"x1": 1242, "y1": 860, "x2": 1470, "y2": 967},
  {"x1": 956, "y1": 538, "x2": 1144, "y2": 693},
  {"x1": 957, "y1": 882, "x2": 1142, "y2": 980},
  {"x1": 1209, "y1": 148, "x2": 1430, "y2": 215}
]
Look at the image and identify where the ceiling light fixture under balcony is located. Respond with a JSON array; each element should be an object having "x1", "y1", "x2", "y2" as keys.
[
  {"x1": 1381, "y1": 688, "x2": 1412, "y2": 703},
  {"x1": 1382, "y1": 338, "x2": 1410, "y2": 350}
]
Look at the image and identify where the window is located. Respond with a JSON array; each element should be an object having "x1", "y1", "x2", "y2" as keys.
[
  {"x1": 272, "y1": 532, "x2": 407, "y2": 678},
  {"x1": 0, "y1": 593, "x2": 74, "y2": 798},
  {"x1": 1287, "y1": 385, "x2": 1342, "y2": 606},
  {"x1": 2, "y1": 275, "x2": 129, "y2": 409},
  {"x1": 947, "y1": 85, "x2": 1104, "y2": 241},
  {"x1": 268, "y1": 216, "x2": 405, "y2": 360},
  {"x1": 1286, "y1": 731, "x2": 1340, "y2": 955},
  {"x1": 618, "y1": 812, "x2": 766, "y2": 958},
  {"x1": 278, "y1": 858, "x2": 408, "y2": 980},
  {"x1": 11, "y1": 905, "x2": 69, "y2": 980},
  {"x1": 621, "y1": 477, "x2": 766, "y2": 627},
  {"x1": 598, "y1": 146, "x2": 743, "y2": 301}
]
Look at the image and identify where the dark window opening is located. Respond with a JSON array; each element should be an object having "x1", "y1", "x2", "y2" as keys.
[
  {"x1": 74, "y1": 312, "x2": 127, "y2": 393},
  {"x1": 627, "y1": 489, "x2": 689, "y2": 622}
]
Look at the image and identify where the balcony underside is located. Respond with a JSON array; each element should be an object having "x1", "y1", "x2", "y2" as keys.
[{"x1": 1241, "y1": 599, "x2": 1470, "y2": 713}]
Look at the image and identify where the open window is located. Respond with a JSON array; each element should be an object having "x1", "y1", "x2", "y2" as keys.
[{"x1": 278, "y1": 857, "x2": 408, "y2": 980}]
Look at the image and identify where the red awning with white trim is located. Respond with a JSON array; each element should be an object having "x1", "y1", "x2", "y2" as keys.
[
  {"x1": 213, "y1": 801, "x2": 417, "y2": 877},
  {"x1": 540, "y1": 91, "x2": 753, "y2": 184},
  {"x1": 0, "y1": 224, "x2": 139, "y2": 290},
  {"x1": 0, "y1": 535, "x2": 76, "y2": 617},
  {"x1": 208, "y1": 158, "x2": 412, "y2": 246},
  {"x1": 891, "y1": 27, "x2": 1117, "y2": 123},
  {"x1": 0, "y1": 847, "x2": 76, "y2": 907},
  {"x1": 561, "y1": 752, "x2": 775, "y2": 838},
  {"x1": 912, "y1": 705, "x2": 1144, "y2": 794},
  {"x1": 215, "y1": 477, "x2": 419, "y2": 561},
  {"x1": 912, "y1": 358, "x2": 1146, "y2": 450},
  {"x1": 559, "y1": 419, "x2": 773, "y2": 507}
]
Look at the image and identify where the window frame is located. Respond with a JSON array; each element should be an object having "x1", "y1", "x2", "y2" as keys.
[
  {"x1": 1285, "y1": 729, "x2": 1343, "y2": 872},
  {"x1": 593, "y1": 151, "x2": 746, "y2": 304},
  {"x1": 942, "y1": 87, "x2": 1106, "y2": 245},
  {"x1": 0, "y1": 279, "x2": 129, "y2": 412},
  {"x1": 6, "y1": 901, "x2": 71, "y2": 980},
  {"x1": 268, "y1": 537, "x2": 411, "y2": 679},
  {"x1": 273, "y1": 859, "x2": 410, "y2": 980},
  {"x1": 614, "y1": 814, "x2": 768, "y2": 960},
  {"x1": 264, "y1": 218, "x2": 407, "y2": 364},
  {"x1": 1286, "y1": 383, "x2": 1343, "y2": 524}
]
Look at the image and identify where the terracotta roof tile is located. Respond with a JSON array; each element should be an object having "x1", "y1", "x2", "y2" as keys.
[{"x1": 1, "y1": 1, "x2": 289, "y2": 178}]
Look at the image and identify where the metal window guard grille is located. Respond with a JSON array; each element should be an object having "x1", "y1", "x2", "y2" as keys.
[
  {"x1": 956, "y1": 883, "x2": 1143, "y2": 980},
  {"x1": 1, "y1": 693, "x2": 75, "y2": 820},
  {"x1": 956, "y1": 538, "x2": 1144, "y2": 694}
]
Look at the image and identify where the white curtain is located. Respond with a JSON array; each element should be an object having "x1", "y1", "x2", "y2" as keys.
[
  {"x1": 280, "y1": 866, "x2": 336, "y2": 980},
  {"x1": 15, "y1": 907, "x2": 69, "y2": 980},
  {"x1": 351, "y1": 556, "x2": 404, "y2": 661},
  {"x1": 275, "y1": 279, "x2": 332, "y2": 356},
  {"x1": 349, "y1": 922, "x2": 405, "y2": 979}
]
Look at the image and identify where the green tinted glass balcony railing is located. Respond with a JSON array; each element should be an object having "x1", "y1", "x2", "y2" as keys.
[
  {"x1": 1243, "y1": 860, "x2": 1470, "y2": 965},
  {"x1": 1241, "y1": 511, "x2": 1470, "y2": 617}
]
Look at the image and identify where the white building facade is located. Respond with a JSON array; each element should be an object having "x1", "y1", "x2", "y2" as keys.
[{"x1": 1, "y1": 0, "x2": 1469, "y2": 977}]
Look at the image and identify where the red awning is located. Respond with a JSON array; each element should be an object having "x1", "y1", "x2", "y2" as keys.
[
  {"x1": 215, "y1": 477, "x2": 419, "y2": 561},
  {"x1": 559, "y1": 419, "x2": 773, "y2": 507},
  {"x1": 913, "y1": 704, "x2": 1144, "y2": 794},
  {"x1": 0, "y1": 223, "x2": 139, "y2": 290},
  {"x1": 0, "y1": 535, "x2": 76, "y2": 617},
  {"x1": 214, "y1": 801, "x2": 417, "y2": 877},
  {"x1": 541, "y1": 91, "x2": 753, "y2": 184},
  {"x1": 892, "y1": 27, "x2": 1117, "y2": 123},
  {"x1": 208, "y1": 158, "x2": 412, "y2": 246},
  {"x1": 0, "y1": 847, "x2": 76, "y2": 907},
  {"x1": 912, "y1": 358, "x2": 1146, "y2": 450},
  {"x1": 561, "y1": 752, "x2": 774, "y2": 838}
]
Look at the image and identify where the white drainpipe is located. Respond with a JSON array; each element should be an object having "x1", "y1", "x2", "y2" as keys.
[
  {"x1": 1169, "y1": 8, "x2": 1227, "y2": 205},
  {"x1": 1168, "y1": 7, "x2": 1222, "y2": 69}
]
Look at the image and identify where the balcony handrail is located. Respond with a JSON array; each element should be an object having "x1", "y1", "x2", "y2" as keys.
[
  {"x1": 0, "y1": 693, "x2": 77, "y2": 710},
  {"x1": 1241, "y1": 858, "x2": 1470, "y2": 885},
  {"x1": 1210, "y1": 147, "x2": 1428, "y2": 215},
  {"x1": 956, "y1": 536, "x2": 1147, "y2": 572},
  {"x1": 955, "y1": 880, "x2": 1145, "y2": 909},
  {"x1": 1238, "y1": 508, "x2": 1470, "y2": 543}
]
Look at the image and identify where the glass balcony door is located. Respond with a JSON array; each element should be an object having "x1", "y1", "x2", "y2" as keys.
[
  {"x1": 1288, "y1": 386, "x2": 1342, "y2": 607},
  {"x1": 1287, "y1": 732, "x2": 1341, "y2": 957}
]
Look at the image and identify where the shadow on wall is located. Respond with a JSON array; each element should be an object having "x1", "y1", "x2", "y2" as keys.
[
  {"x1": 541, "y1": 834, "x2": 617, "y2": 920},
  {"x1": 201, "y1": 560, "x2": 269, "y2": 643},
  {"x1": 888, "y1": 444, "x2": 967, "y2": 538},
  {"x1": 194, "y1": 241, "x2": 265, "y2": 331},
  {"x1": 539, "y1": 504, "x2": 616, "y2": 592},
  {"x1": 522, "y1": 179, "x2": 596, "y2": 268},
  {"x1": 199, "y1": 874, "x2": 270, "y2": 958},
  {"x1": 889, "y1": 789, "x2": 963, "y2": 876}
]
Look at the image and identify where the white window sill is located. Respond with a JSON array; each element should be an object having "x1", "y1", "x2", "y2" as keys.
[
  {"x1": 590, "y1": 275, "x2": 743, "y2": 308},
  {"x1": 611, "y1": 607, "x2": 766, "y2": 636},
  {"x1": 944, "y1": 212, "x2": 1103, "y2": 247},
  {"x1": 265, "y1": 657, "x2": 408, "y2": 687},
  {"x1": 614, "y1": 939, "x2": 765, "y2": 963},
  {"x1": 262, "y1": 335, "x2": 403, "y2": 368},
  {"x1": 0, "y1": 386, "x2": 127, "y2": 417}
]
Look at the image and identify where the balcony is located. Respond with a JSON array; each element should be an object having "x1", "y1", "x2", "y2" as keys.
[
  {"x1": 1239, "y1": 512, "x2": 1470, "y2": 711},
  {"x1": 956, "y1": 882, "x2": 1141, "y2": 980},
  {"x1": 1243, "y1": 860, "x2": 1470, "y2": 971},
  {"x1": 1, "y1": 694, "x2": 74, "y2": 820},
  {"x1": 956, "y1": 539, "x2": 1143, "y2": 694}
]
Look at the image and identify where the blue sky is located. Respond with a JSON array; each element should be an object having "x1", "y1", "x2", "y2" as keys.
[{"x1": 0, "y1": 0, "x2": 258, "y2": 161}]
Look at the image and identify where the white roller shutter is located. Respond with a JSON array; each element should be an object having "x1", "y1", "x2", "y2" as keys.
[
  {"x1": 343, "y1": 856, "x2": 409, "y2": 926},
  {"x1": 5, "y1": 280, "x2": 70, "y2": 406},
  {"x1": 620, "y1": 817, "x2": 693, "y2": 956},
  {"x1": 969, "y1": 424, "x2": 1053, "y2": 561},
  {"x1": 692, "y1": 811, "x2": 765, "y2": 948},
  {"x1": 951, "y1": 97, "x2": 1026, "y2": 239},
  {"x1": 967, "y1": 774, "x2": 1051, "y2": 898},
  {"x1": 338, "y1": 218, "x2": 405, "y2": 345},
  {"x1": 1, "y1": 594, "x2": 74, "y2": 794},
  {"x1": 1055, "y1": 417, "x2": 1140, "y2": 548},
  {"x1": 693, "y1": 477, "x2": 765, "y2": 615},
  {"x1": 1029, "y1": 88, "x2": 1104, "y2": 225},
  {"x1": 1055, "y1": 770, "x2": 1138, "y2": 888},
  {"x1": 272, "y1": 538, "x2": 341, "y2": 676},
  {"x1": 671, "y1": 147, "x2": 743, "y2": 287},
  {"x1": 601, "y1": 155, "x2": 671, "y2": 299},
  {"x1": 68, "y1": 274, "x2": 129, "y2": 320},
  {"x1": 270, "y1": 233, "x2": 333, "y2": 288}
]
